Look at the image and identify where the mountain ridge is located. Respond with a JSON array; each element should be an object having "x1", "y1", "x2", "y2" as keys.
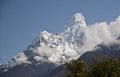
[{"x1": 0, "y1": 13, "x2": 120, "y2": 77}]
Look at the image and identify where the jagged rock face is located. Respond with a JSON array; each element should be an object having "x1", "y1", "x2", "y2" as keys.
[
  {"x1": 0, "y1": 13, "x2": 120, "y2": 77},
  {"x1": 26, "y1": 13, "x2": 87, "y2": 64},
  {"x1": 0, "y1": 13, "x2": 87, "y2": 77}
]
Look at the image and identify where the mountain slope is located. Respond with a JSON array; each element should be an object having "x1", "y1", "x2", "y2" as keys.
[
  {"x1": 0, "y1": 13, "x2": 120, "y2": 77},
  {"x1": 0, "y1": 13, "x2": 87, "y2": 77},
  {"x1": 79, "y1": 40, "x2": 120, "y2": 64}
]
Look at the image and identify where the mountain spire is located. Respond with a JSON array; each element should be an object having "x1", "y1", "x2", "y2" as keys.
[{"x1": 71, "y1": 13, "x2": 86, "y2": 27}]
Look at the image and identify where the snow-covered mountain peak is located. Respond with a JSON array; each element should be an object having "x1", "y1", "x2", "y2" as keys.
[
  {"x1": 61, "y1": 13, "x2": 87, "y2": 50},
  {"x1": 1, "y1": 13, "x2": 120, "y2": 77},
  {"x1": 0, "y1": 13, "x2": 89, "y2": 69},
  {"x1": 72, "y1": 13, "x2": 84, "y2": 22},
  {"x1": 71, "y1": 13, "x2": 86, "y2": 27},
  {"x1": 19, "y1": 13, "x2": 88, "y2": 64},
  {"x1": 40, "y1": 30, "x2": 50, "y2": 40}
]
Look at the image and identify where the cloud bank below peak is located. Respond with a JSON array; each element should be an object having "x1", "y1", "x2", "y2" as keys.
[
  {"x1": 75, "y1": 15, "x2": 120, "y2": 53},
  {"x1": 109, "y1": 16, "x2": 120, "y2": 38},
  {"x1": 88, "y1": 16, "x2": 120, "y2": 41}
]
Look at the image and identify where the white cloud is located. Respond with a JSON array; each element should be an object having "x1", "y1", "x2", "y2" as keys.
[
  {"x1": 14, "y1": 52, "x2": 31, "y2": 65},
  {"x1": 79, "y1": 16, "x2": 120, "y2": 52},
  {"x1": 32, "y1": 46, "x2": 58, "y2": 58},
  {"x1": 109, "y1": 16, "x2": 120, "y2": 38},
  {"x1": 89, "y1": 22, "x2": 114, "y2": 41},
  {"x1": 89, "y1": 16, "x2": 120, "y2": 41}
]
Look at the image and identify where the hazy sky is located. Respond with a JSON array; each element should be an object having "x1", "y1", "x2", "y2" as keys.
[{"x1": 0, "y1": 0, "x2": 120, "y2": 64}]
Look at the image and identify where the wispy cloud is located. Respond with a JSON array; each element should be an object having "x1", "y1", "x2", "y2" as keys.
[{"x1": 79, "y1": 16, "x2": 120, "y2": 52}]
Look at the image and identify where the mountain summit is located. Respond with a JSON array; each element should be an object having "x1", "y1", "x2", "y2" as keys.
[
  {"x1": 71, "y1": 13, "x2": 86, "y2": 27},
  {"x1": 0, "y1": 13, "x2": 87, "y2": 73},
  {"x1": 0, "y1": 13, "x2": 120, "y2": 77},
  {"x1": 26, "y1": 13, "x2": 88, "y2": 64}
]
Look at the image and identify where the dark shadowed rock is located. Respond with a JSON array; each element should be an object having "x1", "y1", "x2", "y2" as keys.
[{"x1": 79, "y1": 41, "x2": 120, "y2": 64}]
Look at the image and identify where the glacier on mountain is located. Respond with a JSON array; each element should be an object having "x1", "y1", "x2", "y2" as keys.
[{"x1": 1, "y1": 13, "x2": 120, "y2": 70}]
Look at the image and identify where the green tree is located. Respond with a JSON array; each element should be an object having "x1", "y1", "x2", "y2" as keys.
[
  {"x1": 64, "y1": 56, "x2": 120, "y2": 77},
  {"x1": 89, "y1": 57, "x2": 120, "y2": 77},
  {"x1": 65, "y1": 60, "x2": 88, "y2": 77}
]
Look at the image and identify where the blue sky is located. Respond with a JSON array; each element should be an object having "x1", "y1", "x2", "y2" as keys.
[{"x1": 0, "y1": 0, "x2": 120, "y2": 64}]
